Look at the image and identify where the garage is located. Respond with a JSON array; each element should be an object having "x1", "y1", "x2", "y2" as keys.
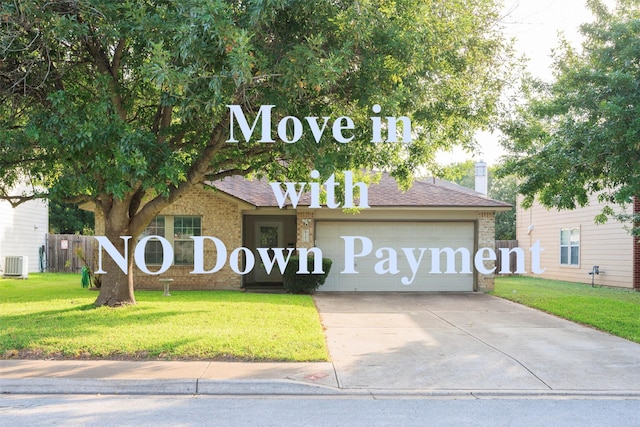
[
  {"x1": 315, "y1": 221, "x2": 475, "y2": 292},
  {"x1": 213, "y1": 171, "x2": 510, "y2": 293}
]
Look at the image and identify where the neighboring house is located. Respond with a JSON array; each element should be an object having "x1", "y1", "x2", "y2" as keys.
[
  {"x1": 95, "y1": 173, "x2": 511, "y2": 292},
  {"x1": 0, "y1": 184, "x2": 49, "y2": 274},
  {"x1": 515, "y1": 194, "x2": 639, "y2": 289}
]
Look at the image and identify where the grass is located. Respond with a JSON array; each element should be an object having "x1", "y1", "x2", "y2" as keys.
[
  {"x1": 493, "y1": 276, "x2": 640, "y2": 344},
  {"x1": 0, "y1": 273, "x2": 329, "y2": 362}
]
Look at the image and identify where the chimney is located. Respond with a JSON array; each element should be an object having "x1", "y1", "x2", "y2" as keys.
[{"x1": 475, "y1": 160, "x2": 488, "y2": 196}]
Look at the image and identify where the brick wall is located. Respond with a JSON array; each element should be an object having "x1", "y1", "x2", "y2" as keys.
[
  {"x1": 139, "y1": 186, "x2": 242, "y2": 290},
  {"x1": 95, "y1": 185, "x2": 243, "y2": 291},
  {"x1": 477, "y1": 211, "x2": 496, "y2": 292}
]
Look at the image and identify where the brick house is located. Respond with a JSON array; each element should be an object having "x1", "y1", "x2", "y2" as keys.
[{"x1": 96, "y1": 173, "x2": 510, "y2": 292}]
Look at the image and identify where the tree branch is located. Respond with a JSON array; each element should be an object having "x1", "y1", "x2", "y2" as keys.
[
  {"x1": 0, "y1": 194, "x2": 39, "y2": 208},
  {"x1": 128, "y1": 187, "x2": 145, "y2": 218},
  {"x1": 207, "y1": 167, "x2": 258, "y2": 182},
  {"x1": 64, "y1": 194, "x2": 94, "y2": 205},
  {"x1": 128, "y1": 119, "x2": 230, "y2": 236},
  {"x1": 81, "y1": 19, "x2": 126, "y2": 119},
  {"x1": 111, "y1": 38, "x2": 126, "y2": 81},
  {"x1": 169, "y1": 129, "x2": 187, "y2": 148}
]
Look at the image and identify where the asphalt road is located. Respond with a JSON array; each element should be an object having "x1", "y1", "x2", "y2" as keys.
[{"x1": 1, "y1": 394, "x2": 639, "y2": 426}]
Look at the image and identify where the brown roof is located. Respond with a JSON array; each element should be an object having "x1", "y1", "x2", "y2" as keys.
[{"x1": 210, "y1": 173, "x2": 511, "y2": 209}]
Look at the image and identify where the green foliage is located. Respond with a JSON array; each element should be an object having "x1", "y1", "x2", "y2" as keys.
[
  {"x1": 0, "y1": 0, "x2": 511, "y2": 207},
  {"x1": 488, "y1": 169, "x2": 517, "y2": 240},
  {"x1": 499, "y1": 0, "x2": 640, "y2": 232},
  {"x1": 494, "y1": 276, "x2": 640, "y2": 344},
  {"x1": 435, "y1": 160, "x2": 476, "y2": 190},
  {"x1": 283, "y1": 256, "x2": 333, "y2": 294},
  {"x1": 437, "y1": 161, "x2": 517, "y2": 240},
  {"x1": 0, "y1": 274, "x2": 328, "y2": 361},
  {"x1": 49, "y1": 200, "x2": 95, "y2": 235}
]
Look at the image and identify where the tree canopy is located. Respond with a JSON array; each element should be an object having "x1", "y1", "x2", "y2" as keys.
[
  {"x1": 500, "y1": 0, "x2": 640, "y2": 230},
  {"x1": 1, "y1": 0, "x2": 511, "y2": 305}
]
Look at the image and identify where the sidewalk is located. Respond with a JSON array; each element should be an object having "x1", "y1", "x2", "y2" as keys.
[{"x1": 2, "y1": 293, "x2": 640, "y2": 397}]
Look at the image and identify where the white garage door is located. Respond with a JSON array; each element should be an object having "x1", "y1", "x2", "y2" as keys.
[{"x1": 315, "y1": 221, "x2": 475, "y2": 292}]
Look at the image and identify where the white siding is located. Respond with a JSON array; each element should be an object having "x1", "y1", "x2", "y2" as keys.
[
  {"x1": 516, "y1": 194, "x2": 633, "y2": 288},
  {"x1": 0, "y1": 186, "x2": 48, "y2": 273}
]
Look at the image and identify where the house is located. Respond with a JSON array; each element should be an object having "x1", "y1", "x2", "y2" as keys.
[
  {"x1": 96, "y1": 171, "x2": 510, "y2": 292},
  {"x1": 515, "y1": 194, "x2": 639, "y2": 289},
  {"x1": 0, "y1": 183, "x2": 49, "y2": 275}
]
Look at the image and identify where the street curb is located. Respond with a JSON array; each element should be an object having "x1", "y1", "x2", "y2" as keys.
[
  {"x1": 368, "y1": 389, "x2": 640, "y2": 399},
  {"x1": 197, "y1": 380, "x2": 348, "y2": 395},
  {"x1": 0, "y1": 378, "x2": 197, "y2": 395},
  {"x1": 0, "y1": 378, "x2": 347, "y2": 396},
  {"x1": 2, "y1": 378, "x2": 640, "y2": 398}
]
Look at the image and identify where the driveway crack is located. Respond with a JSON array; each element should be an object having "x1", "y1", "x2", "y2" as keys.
[{"x1": 429, "y1": 311, "x2": 553, "y2": 390}]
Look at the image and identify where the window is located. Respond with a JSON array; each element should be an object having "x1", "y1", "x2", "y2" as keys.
[
  {"x1": 141, "y1": 216, "x2": 202, "y2": 266},
  {"x1": 141, "y1": 216, "x2": 165, "y2": 265},
  {"x1": 173, "y1": 216, "x2": 201, "y2": 265},
  {"x1": 560, "y1": 227, "x2": 580, "y2": 266}
]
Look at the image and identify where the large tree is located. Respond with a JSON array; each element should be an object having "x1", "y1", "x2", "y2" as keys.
[
  {"x1": 500, "y1": 0, "x2": 640, "y2": 230},
  {"x1": 1, "y1": 0, "x2": 510, "y2": 306}
]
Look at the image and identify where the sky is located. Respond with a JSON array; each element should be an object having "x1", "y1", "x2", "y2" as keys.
[{"x1": 436, "y1": 0, "x2": 614, "y2": 166}]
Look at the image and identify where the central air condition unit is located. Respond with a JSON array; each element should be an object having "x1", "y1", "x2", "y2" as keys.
[{"x1": 3, "y1": 256, "x2": 28, "y2": 279}]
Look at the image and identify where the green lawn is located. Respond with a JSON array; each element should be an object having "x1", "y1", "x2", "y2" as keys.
[
  {"x1": 494, "y1": 276, "x2": 640, "y2": 344},
  {"x1": 0, "y1": 273, "x2": 328, "y2": 362}
]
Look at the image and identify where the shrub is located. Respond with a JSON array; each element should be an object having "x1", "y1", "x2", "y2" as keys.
[{"x1": 283, "y1": 256, "x2": 332, "y2": 294}]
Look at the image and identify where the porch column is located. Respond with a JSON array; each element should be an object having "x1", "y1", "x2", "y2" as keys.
[
  {"x1": 477, "y1": 211, "x2": 496, "y2": 292},
  {"x1": 296, "y1": 210, "x2": 315, "y2": 249}
]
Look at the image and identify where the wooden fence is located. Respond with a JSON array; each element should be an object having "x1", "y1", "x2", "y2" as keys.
[
  {"x1": 495, "y1": 240, "x2": 519, "y2": 275},
  {"x1": 46, "y1": 234, "x2": 96, "y2": 273}
]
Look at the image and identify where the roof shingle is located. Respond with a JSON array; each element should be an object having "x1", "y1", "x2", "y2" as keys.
[{"x1": 210, "y1": 173, "x2": 511, "y2": 209}]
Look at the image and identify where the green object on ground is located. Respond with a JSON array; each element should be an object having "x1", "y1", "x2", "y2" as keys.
[
  {"x1": 283, "y1": 256, "x2": 333, "y2": 294},
  {"x1": 81, "y1": 267, "x2": 90, "y2": 288}
]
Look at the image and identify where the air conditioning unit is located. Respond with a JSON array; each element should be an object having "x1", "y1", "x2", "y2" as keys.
[{"x1": 3, "y1": 256, "x2": 28, "y2": 279}]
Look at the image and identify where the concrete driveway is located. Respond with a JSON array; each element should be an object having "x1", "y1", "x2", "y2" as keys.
[{"x1": 314, "y1": 292, "x2": 640, "y2": 392}]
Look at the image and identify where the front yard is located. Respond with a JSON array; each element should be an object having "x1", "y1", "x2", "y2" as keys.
[
  {"x1": 2, "y1": 273, "x2": 638, "y2": 362},
  {"x1": 0, "y1": 274, "x2": 328, "y2": 361},
  {"x1": 494, "y1": 276, "x2": 640, "y2": 344}
]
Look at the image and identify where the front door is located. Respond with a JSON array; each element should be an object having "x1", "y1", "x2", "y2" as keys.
[{"x1": 254, "y1": 221, "x2": 284, "y2": 282}]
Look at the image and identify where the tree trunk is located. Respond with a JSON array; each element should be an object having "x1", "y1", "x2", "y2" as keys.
[{"x1": 94, "y1": 226, "x2": 137, "y2": 307}]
